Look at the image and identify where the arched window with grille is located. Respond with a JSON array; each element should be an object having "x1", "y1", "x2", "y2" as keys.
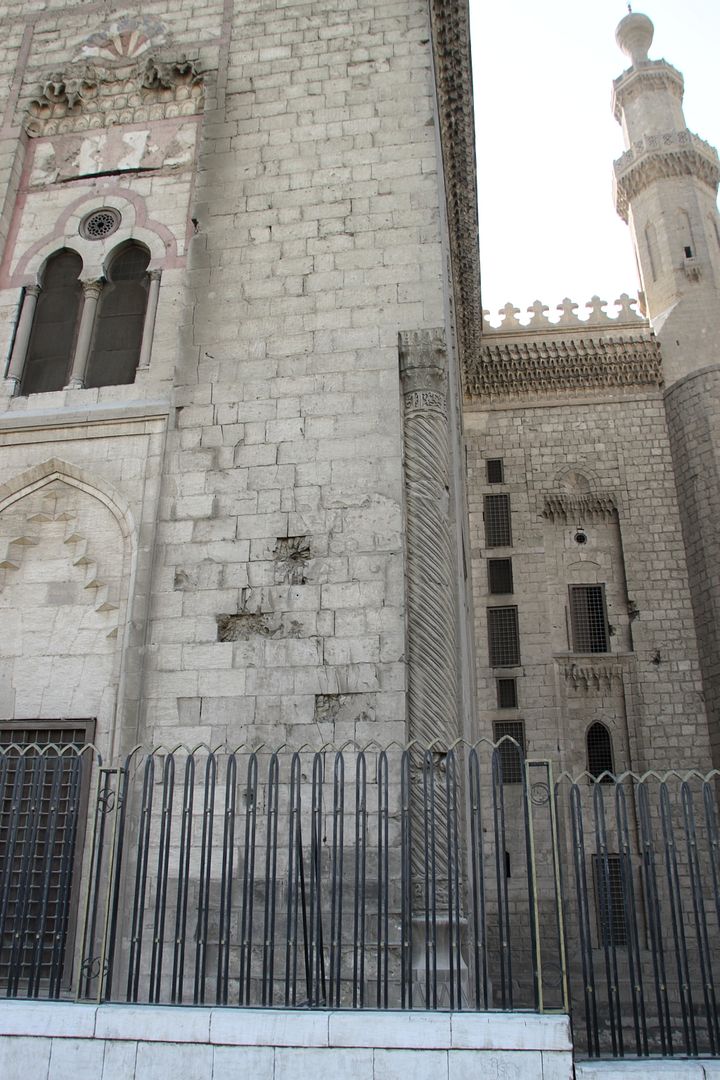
[
  {"x1": 18, "y1": 250, "x2": 83, "y2": 395},
  {"x1": 587, "y1": 721, "x2": 614, "y2": 782},
  {"x1": 85, "y1": 242, "x2": 150, "y2": 389}
]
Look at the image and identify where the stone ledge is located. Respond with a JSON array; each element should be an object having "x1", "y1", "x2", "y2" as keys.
[
  {"x1": 0, "y1": 398, "x2": 171, "y2": 432},
  {"x1": 0, "y1": 1001, "x2": 571, "y2": 1051}
]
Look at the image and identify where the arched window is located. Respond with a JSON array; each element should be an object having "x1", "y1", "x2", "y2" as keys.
[
  {"x1": 587, "y1": 721, "x2": 614, "y2": 782},
  {"x1": 85, "y1": 242, "x2": 150, "y2": 389},
  {"x1": 19, "y1": 250, "x2": 82, "y2": 395}
]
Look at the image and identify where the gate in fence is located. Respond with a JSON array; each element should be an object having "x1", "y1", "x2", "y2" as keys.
[{"x1": 0, "y1": 737, "x2": 719, "y2": 1060}]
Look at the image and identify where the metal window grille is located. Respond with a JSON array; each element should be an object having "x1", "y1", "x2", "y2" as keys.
[
  {"x1": 569, "y1": 584, "x2": 609, "y2": 652},
  {"x1": 592, "y1": 854, "x2": 628, "y2": 947},
  {"x1": 496, "y1": 677, "x2": 518, "y2": 708},
  {"x1": 488, "y1": 557, "x2": 513, "y2": 595},
  {"x1": 487, "y1": 606, "x2": 521, "y2": 667},
  {"x1": 486, "y1": 458, "x2": 504, "y2": 484},
  {"x1": 587, "y1": 722, "x2": 614, "y2": 781},
  {"x1": 484, "y1": 493, "x2": 512, "y2": 547},
  {"x1": 493, "y1": 720, "x2": 526, "y2": 784},
  {"x1": 0, "y1": 722, "x2": 92, "y2": 994}
]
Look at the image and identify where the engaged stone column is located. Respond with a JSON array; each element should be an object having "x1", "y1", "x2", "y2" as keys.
[
  {"x1": 399, "y1": 328, "x2": 464, "y2": 1004},
  {"x1": 65, "y1": 280, "x2": 103, "y2": 389},
  {"x1": 138, "y1": 269, "x2": 161, "y2": 370},
  {"x1": 399, "y1": 328, "x2": 461, "y2": 752},
  {"x1": 5, "y1": 284, "x2": 41, "y2": 390}
]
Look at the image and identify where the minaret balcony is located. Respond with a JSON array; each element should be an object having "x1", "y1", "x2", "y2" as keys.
[{"x1": 613, "y1": 129, "x2": 720, "y2": 221}]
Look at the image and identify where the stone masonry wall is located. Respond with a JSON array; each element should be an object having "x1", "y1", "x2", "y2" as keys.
[
  {"x1": 465, "y1": 389, "x2": 709, "y2": 777},
  {"x1": 665, "y1": 366, "x2": 720, "y2": 770},
  {"x1": 0, "y1": 0, "x2": 453, "y2": 756}
]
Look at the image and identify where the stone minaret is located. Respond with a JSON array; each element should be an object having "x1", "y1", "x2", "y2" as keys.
[{"x1": 613, "y1": 12, "x2": 720, "y2": 766}]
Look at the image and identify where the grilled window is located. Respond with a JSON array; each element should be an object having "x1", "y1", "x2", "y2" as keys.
[
  {"x1": 587, "y1": 722, "x2": 614, "y2": 782},
  {"x1": 0, "y1": 722, "x2": 93, "y2": 994},
  {"x1": 484, "y1": 493, "x2": 512, "y2": 547},
  {"x1": 488, "y1": 606, "x2": 521, "y2": 667},
  {"x1": 569, "y1": 584, "x2": 609, "y2": 653},
  {"x1": 493, "y1": 720, "x2": 526, "y2": 784},
  {"x1": 486, "y1": 458, "x2": 504, "y2": 484},
  {"x1": 497, "y1": 677, "x2": 518, "y2": 709},
  {"x1": 488, "y1": 557, "x2": 513, "y2": 595},
  {"x1": 593, "y1": 854, "x2": 628, "y2": 946}
]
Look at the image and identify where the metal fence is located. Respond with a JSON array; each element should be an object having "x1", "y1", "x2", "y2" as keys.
[{"x1": 1, "y1": 739, "x2": 719, "y2": 1061}]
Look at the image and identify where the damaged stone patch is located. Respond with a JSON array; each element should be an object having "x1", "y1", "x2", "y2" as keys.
[
  {"x1": 314, "y1": 692, "x2": 375, "y2": 726},
  {"x1": 274, "y1": 535, "x2": 311, "y2": 584},
  {"x1": 216, "y1": 612, "x2": 272, "y2": 641}
]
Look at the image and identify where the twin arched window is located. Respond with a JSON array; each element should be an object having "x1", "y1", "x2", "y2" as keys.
[{"x1": 11, "y1": 242, "x2": 155, "y2": 396}]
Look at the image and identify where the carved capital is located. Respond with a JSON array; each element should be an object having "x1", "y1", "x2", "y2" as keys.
[
  {"x1": 25, "y1": 284, "x2": 42, "y2": 298},
  {"x1": 148, "y1": 269, "x2": 162, "y2": 283},
  {"x1": 398, "y1": 328, "x2": 448, "y2": 401},
  {"x1": 82, "y1": 279, "x2": 104, "y2": 300}
]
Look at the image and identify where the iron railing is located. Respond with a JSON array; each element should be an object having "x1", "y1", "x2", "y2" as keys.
[{"x1": 1, "y1": 739, "x2": 719, "y2": 1061}]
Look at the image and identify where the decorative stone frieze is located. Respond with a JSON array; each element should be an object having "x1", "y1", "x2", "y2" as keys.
[
  {"x1": 428, "y1": 0, "x2": 482, "y2": 388},
  {"x1": 614, "y1": 129, "x2": 720, "y2": 222},
  {"x1": 465, "y1": 334, "x2": 663, "y2": 400},
  {"x1": 612, "y1": 62, "x2": 684, "y2": 123},
  {"x1": 562, "y1": 658, "x2": 627, "y2": 693},
  {"x1": 25, "y1": 57, "x2": 203, "y2": 136},
  {"x1": 542, "y1": 492, "x2": 618, "y2": 522}
]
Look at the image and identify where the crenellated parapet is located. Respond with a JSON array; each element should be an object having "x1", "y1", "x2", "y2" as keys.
[{"x1": 464, "y1": 294, "x2": 662, "y2": 401}]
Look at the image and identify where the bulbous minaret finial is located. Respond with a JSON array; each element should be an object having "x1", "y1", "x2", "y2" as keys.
[{"x1": 615, "y1": 11, "x2": 654, "y2": 66}]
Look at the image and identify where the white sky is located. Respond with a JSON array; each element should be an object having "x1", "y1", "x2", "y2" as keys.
[{"x1": 470, "y1": 1, "x2": 720, "y2": 325}]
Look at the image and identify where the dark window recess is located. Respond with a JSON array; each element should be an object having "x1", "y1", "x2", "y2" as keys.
[
  {"x1": 20, "y1": 251, "x2": 83, "y2": 395},
  {"x1": 488, "y1": 557, "x2": 513, "y2": 595},
  {"x1": 593, "y1": 854, "x2": 628, "y2": 947},
  {"x1": 493, "y1": 720, "x2": 526, "y2": 784},
  {"x1": 497, "y1": 678, "x2": 518, "y2": 708},
  {"x1": 486, "y1": 458, "x2": 504, "y2": 484},
  {"x1": 487, "y1": 606, "x2": 521, "y2": 667},
  {"x1": 569, "y1": 585, "x2": 609, "y2": 653},
  {"x1": 0, "y1": 722, "x2": 93, "y2": 994},
  {"x1": 587, "y1": 722, "x2": 614, "y2": 781},
  {"x1": 85, "y1": 242, "x2": 150, "y2": 389},
  {"x1": 484, "y1": 493, "x2": 512, "y2": 547}
]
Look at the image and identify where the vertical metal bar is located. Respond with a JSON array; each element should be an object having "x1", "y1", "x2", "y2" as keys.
[
  {"x1": 309, "y1": 752, "x2": 325, "y2": 1006},
  {"x1": 681, "y1": 781, "x2": 718, "y2": 1054},
  {"x1": 522, "y1": 756, "x2": 542, "y2": 1012},
  {"x1": 422, "y1": 750, "x2": 437, "y2": 1009},
  {"x1": 149, "y1": 754, "x2": 174, "y2": 1004},
  {"x1": 75, "y1": 764, "x2": 110, "y2": 1001},
  {"x1": 615, "y1": 783, "x2": 647, "y2": 1056},
  {"x1": 99, "y1": 761, "x2": 130, "y2": 1004},
  {"x1": 217, "y1": 753, "x2": 237, "y2": 1005},
  {"x1": 329, "y1": 752, "x2": 344, "y2": 1009},
  {"x1": 491, "y1": 746, "x2": 511, "y2": 1009},
  {"x1": 569, "y1": 781, "x2": 599, "y2": 1058},
  {"x1": 445, "y1": 748, "x2": 461, "y2": 1011},
  {"x1": 261, "y1": 752, "x2": 279, "y2": 1006},
  {"x1": 703, "y1": 780, "x2": 720, "y2": 942},
  {"x1": 660, "y1": 780, "x2": 696, "y2": 1055},
  {"x1": 195, "y1": 753, "x2": 217, "y2": 1004},
  {"x1": 127, "y1": 754, "x2": 155, "y2": 1002},
  {"x1": 49, "y1": 753, "x2": 84, "y2": 1000},
  {"x1": 547, "y1": 762, "x2": 569, "y2": 1016},
  {"x1": 468, "y1": 748, "x2": 487, "y2": 1011},
  {"x1": 352, "y1": 751, "x2": 367, "y2": 1008},
  {"x1": 171, "y1": 755, "x2": 195, "y2": 1004},
  {"x1": 637, "y1": 781, "x2": 672, "y2": 1057},
  {"x1": 376, "y1": 750, "x2": 389, "y2": 1009},
  {"x1": 593, "y1": 781, "x2": 623, "y2": 1057},
  {"x1": 400, "y1": 750, "x2": 413, "y2": 1010},
  {"x1": 239, "y1": 753, "x2": 258, "y2": 1006},
  {"x1": 284, "y1": 753, "x2": 301, "y2": 1007}
]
